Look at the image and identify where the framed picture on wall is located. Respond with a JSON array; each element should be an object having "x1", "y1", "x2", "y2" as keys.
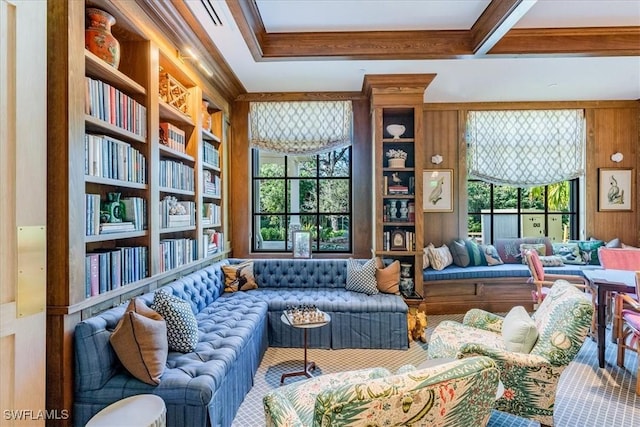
[
  {"x1": 423, "y1": 169, "x2": 454, "y2": 212},
  {"x1": 292, "y1": 231, "x2": 312, "y2": 258},
  {"x1": 598, "y1": 168, "x2": 634, "y2": 211}
]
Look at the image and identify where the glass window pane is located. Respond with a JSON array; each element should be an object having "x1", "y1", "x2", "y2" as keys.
[
  {"x1": 256, "y1": 215, "x2": 286, "y2": 250},
  {"x1": 255, "y1": 151, "x2": 285, "y2": 177},
  {"x1": 467, "y1": 181, "x2": 491, "y2": 213},
  {"x1": 256, "y1": 179, "x2": 285, "y2": 213},
  {"x1": 319, "y1": 214, "x2": 349, "y2": 251},
  {"x1": 288, "y1": 155, "x2": 316, "y2": 178},
  {"x1": 319, "y1": 179, "x2": 350, "y2": 213},
  {"x1": 521, "y1": 187, "x2": 544, "y2": 210},
  {"x1": 319, "y1": 148, "x2": 350, "y2": 177},
  {"x1": 467, "y1": 214, "x2": 482, "y2": 243},
  {"x1": 493, "y1": 185, "x2": 518, "y2": 210},
  {"x1": 288, "y1": 179, "x2": 317, "y2": 213},
  {"x1": 548, "y1": 181, "x2": 570, "y2": 212}
]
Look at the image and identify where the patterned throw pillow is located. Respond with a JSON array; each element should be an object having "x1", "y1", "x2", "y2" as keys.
[
  {"x1": 110, "y1": 299, "x2": 168, "y2": 385},
  {"x1": 222, "y1": 261, "x2": 258, "y2": 292},
  {"x1": 480, "y1": 244, "x2": 504, "y2": 266},
  {"x1": 552, "y1": 242, "x2": 585, "y2": 265},
  {"x1": 448, "y1": 239, "x2": 470, "y2": 267},
  {"x1": 346, "y1": 258, "x2": 379, "y2": 295},
  {"x1": 152, "y1": 290, "x2": 199, "y2": 353},
  {"x1": 538, "y1": 255, "x2": 565, "y2": 267},
  {"x1": 465, "y1": 239, "x2": 485, "y2": 266},
  {"x1": 427, "y1": 244, "x2": 453, "y2": 271},
  {"x1": 422, "y1": 247, "x2": 430, "y2": 269},
  {"x1": 569, "y1": 239, "x2": 605, "y2": 265},
  {"x1": 520, "y1": 243, "x2": 546, "y2": 264},
  {"x1": 374, "y1": 257, "x2": 400, "y2": 295}
]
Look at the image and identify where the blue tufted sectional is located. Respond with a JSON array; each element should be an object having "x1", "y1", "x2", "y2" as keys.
[{"x1": 74, "y1": 258, "x2": 408, "y2": 427}]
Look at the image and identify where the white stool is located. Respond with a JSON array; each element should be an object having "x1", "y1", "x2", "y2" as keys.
[{"x1": 86, "y1": 394, "x2": 166, "y2": 427}]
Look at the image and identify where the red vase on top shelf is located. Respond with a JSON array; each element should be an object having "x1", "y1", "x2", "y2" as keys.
[{"x1": 85, "y1": 8, "x2": 121, "y2": 69}]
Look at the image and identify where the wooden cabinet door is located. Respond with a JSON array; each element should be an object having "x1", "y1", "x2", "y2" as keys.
[{"x1": 0, "y1": 0, "x2": 48, "y2": 425}]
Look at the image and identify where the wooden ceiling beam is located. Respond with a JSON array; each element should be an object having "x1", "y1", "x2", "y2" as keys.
[
  {"x1": 490, "y1": 27, "x2": 640, "y2": 56},
  {"x1": 470, "y1": 0, "x2": 537, "y2": 55}
]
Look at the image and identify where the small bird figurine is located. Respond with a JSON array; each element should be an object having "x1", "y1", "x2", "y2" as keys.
[{"x1": 391, "y1": 172, "x2": 402, "y2": 185}]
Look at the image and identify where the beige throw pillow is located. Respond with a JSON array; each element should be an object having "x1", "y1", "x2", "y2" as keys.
[
  {"x1": 374, "y1": 257, "x2": 400, "y2": 294},
  {"x1": 427, "y1": 244, "x2": 453, "y2": 271},
  {"x1": 502, "y1": 305, "x2": 538, "y2": 353},
  {"x1": 110, "y1": 299, "x2": 168, "y2": 385}
]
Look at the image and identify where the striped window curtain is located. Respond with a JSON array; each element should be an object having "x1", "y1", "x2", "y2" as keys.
[
  {"x1": 466, "y1": 110, "x2": 585, "y2": 187},
  {"x1": 249, "y1": 101, "x2": 352, "y2": 155}
]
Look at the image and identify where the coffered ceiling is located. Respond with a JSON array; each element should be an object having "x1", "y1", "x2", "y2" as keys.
[{"x1": 178, "y1": 0, "x2": 640, "y2": 102}]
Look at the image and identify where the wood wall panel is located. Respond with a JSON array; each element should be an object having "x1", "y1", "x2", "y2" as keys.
[
  {"x1": 229, "y1": 100, "x2": 251, "y2": 257},
  {"x1": 586, "y1": 107, "x2": 639, "y2": 245},
  {"x1": 422, "y1": 110, "x2": 461, "y2": 246}
]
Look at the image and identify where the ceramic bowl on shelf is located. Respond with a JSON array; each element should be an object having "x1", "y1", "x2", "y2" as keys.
[{"x1": 386, "y1": 124, "x2": 406, "y2": 139}]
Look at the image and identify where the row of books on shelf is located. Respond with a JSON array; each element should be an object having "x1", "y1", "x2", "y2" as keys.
[
  {"x1": 160, "y1": 197, "x2": 195, "y2": 228},
  {"x1": 85, "y1": 76, "x2": 147, "y2": 138},
  {"x1": 159, "y1": 122, "x2": 186, "y2": 153},
  {"x1": 85, "y1": 246, "x2": 148, "y2": 298},
  {"x1": 159, "y1": 159, "x2": 195, "y2": 191},
  {"x1": 203, "y1": 170, "x2": 221, "y2": 197},
  {"x1": 159, "y1": 238, "x2": 198, "y2": 273},
  {"x1": 382, "y1": 229, "x2": 416, "y2": 251},
  {"x1": 84, "y1": 133, "x2": 146, "y2": 183},
  {"x1": 203, "y1": 230, "x2": 224, "y2": 257},
  {"x1": 383, "y1": 175, "x2": 415, "y2": 195},
  {"x1": 86, "y1": 194, "x2": 147, "y2": 236},
  {"x1": 202, "y1": 203, "x2": 221, "y2": 226},
  {"x1": 203, "y1": 141, "x2": 220, "y2": 167}
]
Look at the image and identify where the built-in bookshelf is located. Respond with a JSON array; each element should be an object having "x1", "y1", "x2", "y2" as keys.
[{"x1": 364, "y1": 75, "x2": 434, "y2": 302}]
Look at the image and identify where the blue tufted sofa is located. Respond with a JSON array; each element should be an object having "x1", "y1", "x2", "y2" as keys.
[{"x1": 74, "y1": 258, "x2": 408, "y2": 427}]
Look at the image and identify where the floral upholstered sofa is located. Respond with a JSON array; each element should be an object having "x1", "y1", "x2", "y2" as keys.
[
  {"x1": 427, "y1": 280, "x2": 593, "y2": 427},
  {"x1": 263, "y1": 356, "x2": 500, "y2": 427}
]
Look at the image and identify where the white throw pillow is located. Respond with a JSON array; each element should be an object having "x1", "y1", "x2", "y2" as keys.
[
  {"x1": 427, "y1": 244, "x2": 453, "y2": 271},
  {"x1": 502, "y1": 306, "x2": 538, "y2": 353}
]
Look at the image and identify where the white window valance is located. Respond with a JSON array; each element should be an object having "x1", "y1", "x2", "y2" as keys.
[
  {"x1": 249, "y1": 101, "x2": 352, "y2": 155},
  {"x1": 466, "y1": 110, "x2": 585, "y2": 187}
]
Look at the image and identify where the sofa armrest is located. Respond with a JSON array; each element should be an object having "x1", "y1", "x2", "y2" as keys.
[
  {"x1": 458, "y1": 343, "x2": 550, "y2": 369},
  {"x1": 463, "y1": 309, "x2": 504, "y2": 333}
]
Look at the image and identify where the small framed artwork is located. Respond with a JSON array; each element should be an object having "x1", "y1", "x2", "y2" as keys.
[
  {"x1": 598, "y1": 168, "x2": 634, "y2": 211},
  {"x1": 292, "y1": 231, "x2": 312, "y2": 258},
  {"x1": 390, "y1": 229, "x2": 406, "y2": 250},
  {"x1": 423, "y1": 169, "x2": 454, "y2": 212}
]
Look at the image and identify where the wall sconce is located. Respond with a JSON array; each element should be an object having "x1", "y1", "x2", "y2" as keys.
[
  {"x1": 177, "y1": 48, "x2": 213, "y2": 77},
  {"x1": 431, "y1": 154, "x2": 443, "y2": 165},
  {"x1": 611, "y1": 152, "x2": 624, "y2": 162}
]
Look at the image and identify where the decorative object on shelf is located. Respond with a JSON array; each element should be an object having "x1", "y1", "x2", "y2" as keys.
[
  {"x1": 386, "y1": 124, "x2": 406, "y2": 140},
  {"x1": 201, "y1": 100, "x2": 212, "y2": 132},
  {"x1": 423, "y1": 169, "x2": 454, "y2": 212},
  {"x1": 388, "y1": 173, "x2": 409, "y2": 194},
  {"x1": 390, "y1": 229, "x2": 406, "y2": 250},
  {"x1": 292, "y1": 230, "x2": 312, "y2": 258},
  {"x1": 388, "y1": 199, "x2": 398, "y2": 220},
  {"x1": 101, "y1": 192, "x2": 125, "y2": 223},
  {"x1": 431, "y1": 154, "x2": 443, "y2": 165},
  {"x1": 386, "y1": 149, "x2": 407, "y2": 168},
  {"x1": 611, "y1": 152, "x2": 624, "y2": 163},
  {"x1": 598, "y1": 168, "x2": 634, "y2": 211},
  {"x1": 85, "y1": 8, "x2": 120, "y2": 69},
  {"x1": 400, "y1": 278, "x2": 415, "y2": 296},
  {"x1": 159, "y1": 68, "x2": 190, "y2": 114},
  {"x1": 398, "y1": 200, "x2": 409, "y2": 221},
  {"x1": 400, "y1": 263, "x2": 412, "y2": 278}
]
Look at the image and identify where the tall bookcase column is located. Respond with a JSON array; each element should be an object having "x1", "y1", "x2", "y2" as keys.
[{"x1": 363, "y1": 74, "x2": 436, "y2": 301}]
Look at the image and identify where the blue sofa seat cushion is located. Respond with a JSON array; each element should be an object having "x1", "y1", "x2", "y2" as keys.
[
  {"x1": 423, "y1": 263, "x2": 591, "y2": 282},
  {"x1": 242, "y1": 288, "x2": 407, "y2": 313}
]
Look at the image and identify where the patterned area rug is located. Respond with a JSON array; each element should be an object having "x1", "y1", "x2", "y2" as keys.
[{"x1": 233, "y1": 314, "x2": 638, "y2": 427}]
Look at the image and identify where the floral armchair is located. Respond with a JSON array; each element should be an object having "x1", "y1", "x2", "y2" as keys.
[
  {"x1": 427, "y1": 280, "x2": 593, "y2": 427},
  {"x1": 263, "y1": 356, "x2": 500, "y2": 427}
]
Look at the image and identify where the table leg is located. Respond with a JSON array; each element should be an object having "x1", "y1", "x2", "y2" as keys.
[
  {"x1": 597, "y1": 286, "x2": 606, "y2": 368},
  {"x1": 280, "y1": 329, "x2": 316, "y2": 385}
]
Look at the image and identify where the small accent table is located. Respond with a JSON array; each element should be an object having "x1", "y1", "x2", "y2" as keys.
[
  {"x1": 583, "y1": 269, "x2": 636, "y2": 368},
  {"x1": 280, "y1": 312, "x2": 331, "y2": 385},
  {"x1": 86, "y1": 394, "x2": 166, "y2": 427}
]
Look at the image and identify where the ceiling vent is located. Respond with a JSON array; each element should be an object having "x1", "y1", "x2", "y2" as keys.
[{"x1": 200, "y1": 0, "x2": 223, "y2": 26}]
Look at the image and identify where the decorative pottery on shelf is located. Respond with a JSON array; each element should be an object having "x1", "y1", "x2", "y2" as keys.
[
  {"x1": 386, "y1": 124, "x2": 406, "y2": 140},
  {"x1": 388, "y1": 158, "x2": 406, "y2": 168},
  {"x1": 85, "y1": 8, "x2": 120, "y2": 69},
  {"x1": 202, "y1": 100, "x2": 212, "y2": 132}
]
